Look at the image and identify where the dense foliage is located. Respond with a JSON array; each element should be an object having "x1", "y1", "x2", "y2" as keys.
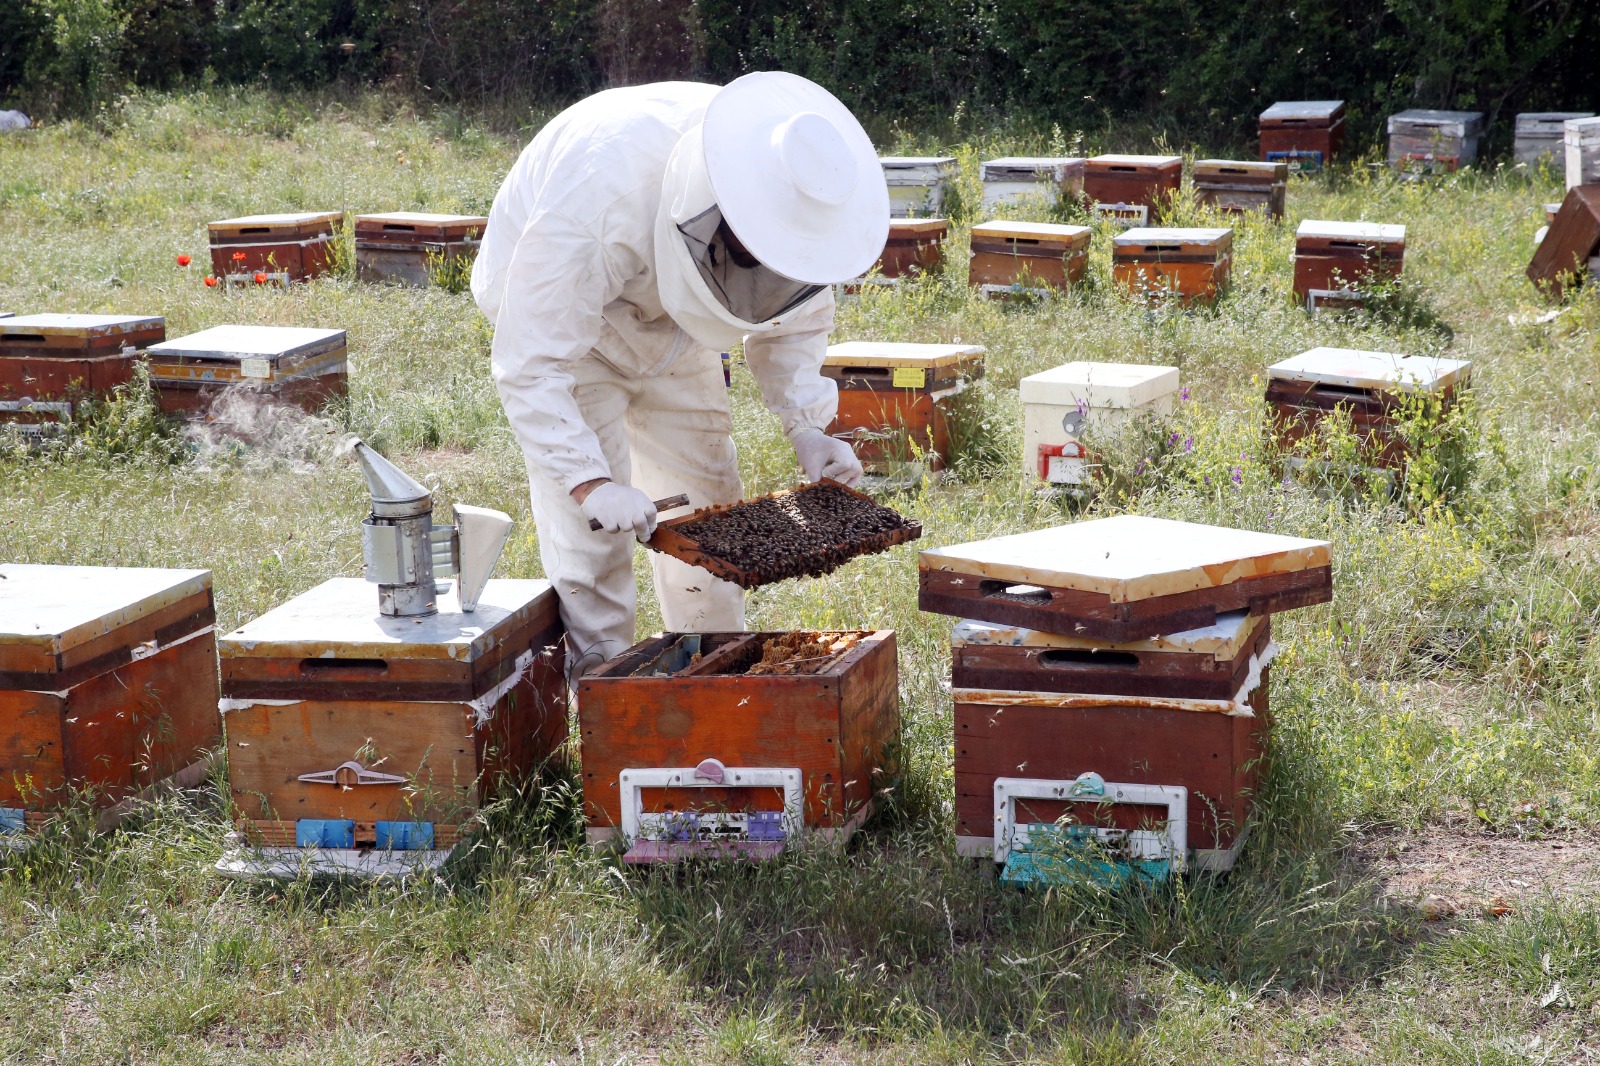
[{"x1": 3, "y1": 0, "x2": 1596, "y2": 148}]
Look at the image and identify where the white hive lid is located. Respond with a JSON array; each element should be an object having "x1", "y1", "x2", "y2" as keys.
[
  {"x1": 1387, "y1": 109, "x2": 1485, "y2": 135},
  {"x1": 1267, "y1": 347, "x2": 1472, "y2": 393},
  {"x1": 1296, "y1": 219, "x2": 1406, "y2": 242},
  {"x1": 1019, "y1": 361, "x2": 1179, "y2": 408},
  {"x1": 951, "y1": 609, "x2": 1263, "y2": 659},
  {"x1": 355, "y1": 212, "x2": 487, "y2": 224},
  {"x1": 1113, "y1": 227, "x2": 1232, "y2": 246},
  {"x1": 210, "y1": 211, "x2": 341, "y2": 226},
  {"x1": 980, "y1": 156, "x2": 1084, "y2": 178},
  {"x1": 1090, "y1": 154, "x2": 1183, "y2": 167},
  {"x1": 0, "y1": 313, "x2": 164, "y2": 334},
  {"x1": 1567, "y1": 117, "x2": 1600, "y2": 144},
  {"x1": 824, "y1": 341, "x2": 985, "y2": 369},
  {"x1": 1260, "y1": 100, "x2": 1344, "y2": 121},
  {"x1": 147, "y1": 325, "x2": 346, "y2": 359},
  {"x1": 0, "y1": 564, "x2": 210, "y2": 656},
  {"x1": 919, "y1": 515, "x2": 1331, "y2": 603},
  {"x1": 1516, "y1": 112, "x2": 1593, "y2": 134}
]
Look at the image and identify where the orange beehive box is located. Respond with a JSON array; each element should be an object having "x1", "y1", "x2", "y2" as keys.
[
  {"x1": 968, "y1": 221, "x2": 1092, "y2": 297},
  {"x1": 1111, "y1": 227, "x2": 1233, "y2": 302},
  {"x1": 1, "y1": 565, "x2": 220, "y2": 839},
  {"x1": 821, "y1": 341, "x2": 985, "y2": 476},
  {"x1": 353, "y1": 212, "x2": 487, "y2": 287},
  {"x1": 207, "y1": 211, "x2": 342, "y2": 284},
  {"x1": 1193, "y1": 160, "x2": 1288, "y2": 218},
  {"x1": 216, "y1": 578, "x2": 566, "y2": 877},
  {"x1": 144, "y1": 325, "x2": 348, "y2": 417},
  {"x1": 1527, "y1": 185, "x2": 1600, "y2": 298},
  {"x1": 1292, "y1": 220, "x2": 1406, "y2": 306},
  {"x1": 876, "y1": 218, "x2": 948, "y2": 280},
  {"x1": 1084, "y1": 155, "x2": 1183, "y2": 218},
  {"x1": 0, "y1": 314, "x2": 166, "y2": 435},
  {"x1": 1258, "y1": 100, "x2": 1345, "y2": 172},
  {"x1": 576, "y1": 630, "x2": 899, "y2": 861}
]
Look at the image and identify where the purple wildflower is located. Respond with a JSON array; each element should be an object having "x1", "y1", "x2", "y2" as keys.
[{"x1": 1231, "y1": 467, "x2": 1243, "y2": 484}]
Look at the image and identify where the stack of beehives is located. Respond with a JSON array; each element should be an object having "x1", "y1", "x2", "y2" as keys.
[{"x1": 918, "y1": 515, "x2": 1332, "y2": 885}]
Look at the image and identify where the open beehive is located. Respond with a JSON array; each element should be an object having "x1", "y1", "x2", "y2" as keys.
[
  {"x1": 577, "y1": 629, "x2": 899, "y2": 861},
  {"x1": 648, "y1": 480, "x2": 922, "y2": 587}
]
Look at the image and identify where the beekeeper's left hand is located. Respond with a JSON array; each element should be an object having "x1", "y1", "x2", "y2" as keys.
[{"x1": 790, "y1": 427, "x2": 864, "y2": 487}]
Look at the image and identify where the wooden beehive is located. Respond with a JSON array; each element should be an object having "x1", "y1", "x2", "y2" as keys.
[
  {"x1": 1387, "y1": 110, "x2": 1485, "y2": 177},
  {"x1": 950, "y1": 611, "x2": 1273, "y2": 870},
  {"x1": 877, "y1": 218, "x2": 949, "y2": 280},
  {"x1": 1, "y1": 565, "x2": 220, "y2": 837},
  {"x1": 821, "y1": 341, "x2": 985, "y2": 475},
  {"x1": 1083, "y1": 155, "x2": 1183, "y2": 219},
  {"x1": 1528, "y1": 185, "x2": 1600, "y2": 298},
  {"x1": 879, "y1": 157, "x2": 957, "y2": 218},
  {"x1": 1515, "y1": 112, "x2": 1593, "y2": 170},
  {"x1": 1111, "y1": 227, "x2": 1233, "y2": 303},
  {"x1": 968, "y1": 221, "x2": 1091, "y2": 298},
  {"x1": 217, "y1": 578, "x2": 566, "y2": 867},
  {"x1": 1266, "y1": 346, "x2": 1472, "y2": 469},
  {"x1": 0, "y1": 314, "x2": 166, "y2": 435},
  {"x1": 353, "y1": 212, "x2": 487, "y2": 287},
  {"x1": 1258, "y1": 100, "x2": 1345, "y2": 172},
  {"x1": 979, "y1": 157, "x2": 1087, "y2": 211},
  {"x1": 577, "y1": 630, "x2": 899, "y2": 860},
  {"x1": 1567, "y1": 118, "x2": 1600, "y2": 190},
  {"x1": 207, "y1": 211, "x2": 342, "y2": 284},
  {"x1": 1193, "y1": 160, "x2": 1288, "y2": 218},
  {"x1": 918, "y1": 515, "x2": 1332, "y2": 643},
  {"x1": 1019, "y1": 361, "x2": 1179, "y2": 487},
  {"x1": 144, "y1": 325, "x2": 348, "y2": 416},
  {"x1": 1292, "y1": 220, "x2": 1406, "y2": 306}
]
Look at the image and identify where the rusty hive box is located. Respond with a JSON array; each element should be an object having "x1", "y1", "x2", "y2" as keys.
[
  {"x1": 876, "y1": 218, "x2": 949, "y2": 281},
  {"x1": 207, "y1": 211, "x2": 342, "y2": 283},
  {"x1": 1111, "y1": 227, "x2": 1234, "y2": 303},
  {"x1": 1266, "y1": 346, "x2": 1472, "y2": 469},
  {"x1": 1528, "y1": 185, "x2": 1600, "y2": 298},
  {"x1": 918, "y1": 515, "x2": 1332, "y2": 642},
  {"x1": 354, "y1": 212, "x2": 487, "y2": 288},
  {"x1": 951, "y1": 611, "x2": 1273, "y2": 870},
  {"x1": 1, "y1": 564, "x2": 220, "y2": 838},
  {"x1": 979, "y1": 157, "x2": 1087, "y2": 211},
  {"x1": 577, "y1": 630, "x2": 899, "y2": 861},
  {"x1": 822, "y1": 341, "x2": 985, "y2": 474},
  {"x1": 1083, "y1": 155, "x2": 1183, "y2": 216},
  {"x1": 969, "y1": 221, "x2": 1092, "y2": 298},
  {"x1": 1387, "y1": 110, "x2": 1484, "y2": 177},
  {"x1": 1258, "y1": 100, "x2": 1345, "y2": 171},
  {"x1": 1293, "y1": 219, "x2": 1406, "y2": 306},
  {"x1": 1193, "y1": 160, "x2": 1288, "y2": 218},
  {"x1": 144, "y1": 325, "x2": 348, "y2": 416},
  {"x1": 0, "y1": 313, "x2": 166, "y2": 434},
  {"x1": 218, "y1": 578, "x2": 566, "y2": 858}
]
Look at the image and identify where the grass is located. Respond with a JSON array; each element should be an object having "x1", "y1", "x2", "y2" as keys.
[{"x1": 3, "y1": 87, "x2": 1600, "y2": 1062}]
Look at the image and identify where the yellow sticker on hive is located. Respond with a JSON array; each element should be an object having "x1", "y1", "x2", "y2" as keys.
[{"x1": 892, "y1": 367, "x2": 927, "y2": 389}]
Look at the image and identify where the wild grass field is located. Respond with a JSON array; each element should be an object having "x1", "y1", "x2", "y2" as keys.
[{"x1": 3, "y1": 89, "x2": 1600, "y2": 1064}]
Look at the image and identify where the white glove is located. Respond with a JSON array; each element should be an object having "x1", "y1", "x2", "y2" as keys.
[
  {"x1": 790, "y1": 427, "x2": 864, "y2": 487},
  {"x1": 581, "y1": 482, "x2": 658, "y2": 542}
]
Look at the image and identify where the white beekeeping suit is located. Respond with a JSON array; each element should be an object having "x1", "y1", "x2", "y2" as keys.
[{"x1": 472, "y1": 72, "x2": 889, "y2": 677}]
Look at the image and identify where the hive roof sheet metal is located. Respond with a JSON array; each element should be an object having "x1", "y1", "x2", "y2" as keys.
[
  {"x1": 919, "y1": 515, "x2": 1330, "y2": 603},
  {"x1": 1267, "y1": 347, "x2": 1471, "y2": 393},
  {"x1": 0, "y1": 564, "x2": 210, "y2": 658},
  {"x1": 147, "y1": 325, "x2": 346, "y2": 361},
  {"x1": 970, "y1": 220, "x2": 1092, "y2": 243},
  {"x1": 1018, "y1": 361, "x2": 1179, "y2": 409},
  {"x1": 1260, "y1": 100, "x2": 1345, "y2": 122},
  {"x1": 0, "y1": 313, "x2": 164, "y2": 338},
  {"x1": 1295, "y1": 219, "x2": 1407, "y2": 243},
  {"x1": 824, "y1": 340, "x2": 985, "y2": 370}
]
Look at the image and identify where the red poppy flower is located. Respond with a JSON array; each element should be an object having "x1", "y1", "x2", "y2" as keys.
[
  {"x1": 253, "y1": 272, "x2": 268, "y2": 284},
  {"x1": 176, "y1": 254, "x2": 192, "y2": 267},
  {"x1": 232, "y1": 251, "x2": 247, "y2": 261},
  {"x1": 204, "y1": 276, "x2": 218, "y2": 287}
]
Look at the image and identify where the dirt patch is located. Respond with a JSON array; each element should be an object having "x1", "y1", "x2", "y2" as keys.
[{"x1": 1350, "y1": 827, "x2": 1600, "y2": 919}]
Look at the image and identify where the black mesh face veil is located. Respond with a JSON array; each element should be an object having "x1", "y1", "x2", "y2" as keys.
[{"x1": 677, "y1": 205, "x2": 823, "y2": 323}]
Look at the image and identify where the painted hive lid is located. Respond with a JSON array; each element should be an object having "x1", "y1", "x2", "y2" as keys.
[
  {"x1": 1387, "y1": 110, "x2": 1485, "y2": 135},
  {"x1": 1296, "y1": 219, "x2": 1406, "y2": 243},
  {"x1": 219, "y1": 577, "x2": 556, "y2": 664},
  {"x1": 209, "y1": 211, "x2": 342, "y2": 230},
  {"x1": 887, "y1": 218, "x2": 949, "y2": 237},
  {"x1": 0, "y1": 564, "x2": 210, "y2": 666},
  {"x1": 980, "y1": 157, "x2": 1085, "y2": 179},
  {"x1": 353, "y1": 212, "x2": 488, "y2": 240},
  {"x1": 147, "y1": 325, "x2": 347, "y2": 362},
  {"x1": 879, "y1": 157, "x2": 957, "y2": 183},
  {"x1": 1088, "y1": 154, "x2": 1183, "y2": 168},
  {"x1": 355, "y1": 212, "x2": 487, "y2": 225},
  {"x1": 1193, "y1": 159, "x2": 1287, "y2": 178},
  {"x1": 0, "y1": 313, "x2": 164, "y2": 339},
  {"x1": 1267, "y1": 347, "x2": 1472, "y2": 394},
  {"x1": 919, "y1": 515, "x2": 1330, "y2": 603},
  {"x1": 970, "y1": 220, "x2": 1092, "y2": 244},
  {"x1": 1260, "y1": 100, "x2": 1345, "y2": 122},
  {"x1": 1019, "y1": 361, "x2": 1179, "y2": 409},
  {"x1": 1113, "y1": 227, "x2": 1232, "y2": 249},
  {"x1": 824, "y1": 341, "x2": 985, "y2": 370},
  {"x1": 1567, "y1": 117, "x2": 1600, "y2": 145},
  {"x1": 952, "y1": 609, "x2": 1264, "y2": 660},
  {"x1": 1516, "y1": 112, "x2": 1593, "y2": 134}
]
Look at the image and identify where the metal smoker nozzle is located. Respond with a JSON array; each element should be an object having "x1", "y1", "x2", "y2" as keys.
[{"x1": 350, "y1": 439, "x2": 513, "y2": 617}]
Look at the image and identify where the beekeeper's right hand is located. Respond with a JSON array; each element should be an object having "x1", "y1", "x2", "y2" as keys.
[{"x1": 579, "y1": 481, "x2": 658, "y2": 542}]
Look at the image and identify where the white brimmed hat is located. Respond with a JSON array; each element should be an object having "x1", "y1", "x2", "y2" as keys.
[{"x1": 702, "y1": 71, "x2": 889, "y2": 285}]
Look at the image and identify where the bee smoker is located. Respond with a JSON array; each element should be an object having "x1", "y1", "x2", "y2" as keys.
[{"x1": 352, "y1": 439, "x2": 513, "y2": 617}]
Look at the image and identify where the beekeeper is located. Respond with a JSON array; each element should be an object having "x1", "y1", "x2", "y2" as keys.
[{"x1": 472, "y1": 72, "x2": 888, "y2": 677}]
